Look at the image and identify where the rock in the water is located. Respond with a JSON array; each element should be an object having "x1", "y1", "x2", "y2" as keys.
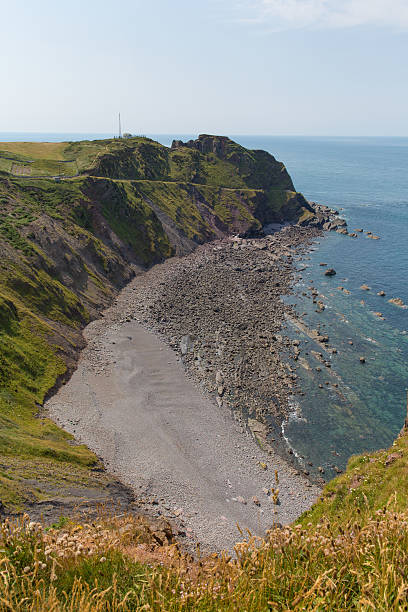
[
  {"x1": 360, "y1": 284, "x2": 370, "y2": 291},
  {"x1": 377, "y1": 290, "x2": 386, "y2": 296},
  {"x1": 388, "y1": 297, "x2": 405, "y2": 308},
  {"x1": 359, "y1": 356, "x2": 366, "y2": 363},
  {"x1": 325, "y1": 268, "x2": 336, "y2": 276}
]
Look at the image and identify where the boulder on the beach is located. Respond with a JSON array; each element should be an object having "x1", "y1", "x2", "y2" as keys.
[
  {"x1": 215, "y1": 370, "x2": 224, "y2": 385},
  {"x1": 180, "y1": 334, "x2": 194, "y2": 355},
  {"x1": 325, "y1": 268, "x2": 336, "y2": 276}
]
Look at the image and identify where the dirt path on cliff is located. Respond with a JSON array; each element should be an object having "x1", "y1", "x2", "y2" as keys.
[{"x1": 47, "y1": 233, "x2": 321, "y2": 553}]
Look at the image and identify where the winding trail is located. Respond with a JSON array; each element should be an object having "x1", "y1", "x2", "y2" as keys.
[{"x1": 47, "y1": 263, "x2": 320, "y2": 553}]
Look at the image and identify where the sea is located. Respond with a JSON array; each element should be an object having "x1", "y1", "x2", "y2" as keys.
[{"x1": 2, "y1": 132, "x2": 407, "y2": 479}]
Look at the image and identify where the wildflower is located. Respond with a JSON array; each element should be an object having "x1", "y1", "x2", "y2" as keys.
[{"x1": 99, "y1": 556, "x2": 107, "y2": 563}]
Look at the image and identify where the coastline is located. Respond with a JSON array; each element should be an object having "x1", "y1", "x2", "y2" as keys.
[
  {"x1": 125, "y1": 224, "x2": 326, "y2": 472},
  {"x1": 46, "y1": 226, "x2": 323, "y2": 552}
]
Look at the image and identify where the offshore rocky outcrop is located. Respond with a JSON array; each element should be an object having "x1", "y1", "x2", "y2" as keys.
[{"x1": 0, "y1": 134, "x2": 320, "y2": 515}]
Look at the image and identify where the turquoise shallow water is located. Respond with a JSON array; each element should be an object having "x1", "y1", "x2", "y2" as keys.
[
  {"x1": 3, "y1": 132, "x2": 407, "y2": 478},
  {"x1": 236, "y1": 136, "x2": 408, "y2": 478}
]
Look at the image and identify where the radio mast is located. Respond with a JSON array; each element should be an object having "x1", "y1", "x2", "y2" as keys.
[{"x1": 118, "y1": 112, "x2": 122, "y2": 139}]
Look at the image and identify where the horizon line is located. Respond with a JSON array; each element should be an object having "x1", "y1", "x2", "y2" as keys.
[{"x1": 0, "y1": 131, "x2": 407, "y2": 139}]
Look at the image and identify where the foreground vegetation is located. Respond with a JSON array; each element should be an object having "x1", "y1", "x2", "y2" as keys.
[{"x1": 1, "y1": 463, "x2": 408, "y2": 611}]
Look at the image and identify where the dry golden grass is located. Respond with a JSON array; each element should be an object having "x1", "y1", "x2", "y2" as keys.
[
  {"x1": 0, "y1": 142, "x2": 67, "y2": 160},
  {"x1": 1, "y1": 500, "x2": 408, "y2": 611}
]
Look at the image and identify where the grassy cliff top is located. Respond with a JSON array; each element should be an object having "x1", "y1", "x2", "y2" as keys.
[{"x1": 0, "y1": 135, "x2": 295, "y2": 193}]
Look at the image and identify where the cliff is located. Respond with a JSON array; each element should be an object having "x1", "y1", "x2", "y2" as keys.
[{"x1": 0, "y1": 135, "x2": 316, "y2": 513}]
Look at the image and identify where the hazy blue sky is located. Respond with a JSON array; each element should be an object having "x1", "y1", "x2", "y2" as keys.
[{"x1": 1, "y1": 0, "x2": 407, "y2": 135}]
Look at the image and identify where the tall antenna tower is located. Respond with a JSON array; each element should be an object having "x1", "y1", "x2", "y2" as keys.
[{"x1": 118, "y1": 112, "x2": 122, "y2": 139}]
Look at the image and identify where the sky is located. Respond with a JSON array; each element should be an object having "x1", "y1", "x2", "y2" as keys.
[{"x1": 1, "y1": 0, "x2": 407, "y2": 136}]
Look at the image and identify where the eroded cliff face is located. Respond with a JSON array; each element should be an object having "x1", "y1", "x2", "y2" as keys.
[{"x1": 171, "y1": 134, "x2": 295, "y2": 191}]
